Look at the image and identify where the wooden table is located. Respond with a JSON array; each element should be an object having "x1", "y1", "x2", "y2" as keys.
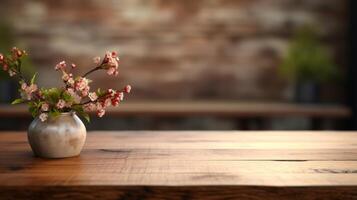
[{"x1": 0, "y1": 131, "x2": 357, "y2": 199}]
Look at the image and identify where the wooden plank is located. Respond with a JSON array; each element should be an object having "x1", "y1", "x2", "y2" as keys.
[
  {"x1": 0, "y1": 101, "x2": 351, "y2": 118},
  {"x1": 0, "y1": 131, "x2": 357, "y2": 199}
]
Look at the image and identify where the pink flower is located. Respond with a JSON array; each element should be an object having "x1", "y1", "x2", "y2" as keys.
[
  {"x1": 102, "y1": 98, "x2": 111, "y2": 107},
  {"x1": 10, "y1": 47, "x2": 26, "y2": 59},
  {"x1": 0, "y1": 54, "x2": 4, "y2": 62},
  {"x1": 20, "y1": 83, "x2": 38, "y2": 100},
  {"x1": 75, "y1": 77, "x2": 90, "y2": 92},
  {"x1": 97, "y1": 109, "x2": 105, "y2": 117},
  {"x1": 88, "y1": 92, "x2": 98, "y2": 101},
  {"x1": 81, "y1": 89, "x2": 89, "y2": 97},
  {"x1": 66, "y1": 88, "x2": 81, "y2": 103},
  {"x1": 16, "y1": 50, "x2": 23, "y2": 57},
  {"x1": 104, "y1": 52, "x2": 111, "y2": 62},
  {"x1": 78, "y1": 84, "x2": 90, "y2": 97},
  {"x1": 2, "y1": 64, "x2": 8, "y2": 71},
  {"x1": 111, "y1": 51, "x2": 118, "y2": 58},
  {"x1": 62, "y1": 72, "x2": 71, "y2": 82},
  {"x1": 124, "y1": 85, "x2": 131, "y2": 93},
  {"x1": 56, "y1": 99, "x2": 66, "y2": 109},
  {"x1": 93, "y1": 56, "x2": 101, "y2": 65},
  {"x1": 21, "y1": 82, "x2": 27, "y2": 90},
  {"x1": 117, "y1": 92, "x2": 124, "y2": 101},
  {"x1": 67, "y1": 78, "x2": 75, "y2": 87},
  {"x1": 107, "y1": 89, "x2": 116, "y2": 97},
  {"x1": 102, "y1": 51, "x2": 119, "y2": 76},
  {"x1": 55, "y1": 61, "x2": 66, "y2": 71},
  {"x1": 41, "y1": 103, "x2": 49, "y2": 112},
  {"x1": 39, "y1": 113, "x2": 48, "y2": 122},
  {"x1": 66, "y1": 87, "x2": 75, "y2": 95},
  {"x1": 27, "y1": 84, "x2": 38, "y2": 93},
  {"x1": 111, "y1": 91, "x2": 123, "y2": 106},
  {"x1": 71, "y1": 63, "x2": 76, "y2": 68},
  {"x1": 108, "y1": 57, "x2": 119, "y2": 68},
  {"x1": 9, "y1": 69, "x2": 16, "y2": 77},
  {"x1": 107, "y1": 67, "x2": 116, "y2": 75},
  {"x1": 111, "y1": 96, "x2": 120, "y2": 106}
]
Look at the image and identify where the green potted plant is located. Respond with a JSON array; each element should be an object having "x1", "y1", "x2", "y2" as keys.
[
  {"x1": 279, "y1": 25, "x2": 338, "y2": 103},
  {"x1": 0, "y1": 47, "x2": 131, "y2": 158}
]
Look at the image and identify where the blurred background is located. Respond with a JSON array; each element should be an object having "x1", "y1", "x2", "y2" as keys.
[{"x1": 0, "y1": 0, "x2": 354, "y2": 130}]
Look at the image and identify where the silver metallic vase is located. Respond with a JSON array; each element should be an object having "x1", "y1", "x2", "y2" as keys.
[{"x1": 27, "y1": 112, "x2": 86, "y2": 158}]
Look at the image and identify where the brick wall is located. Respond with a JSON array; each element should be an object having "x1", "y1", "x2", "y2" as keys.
[{"x1": 0, "y1": 0, "x2": 348, "y2": 101}]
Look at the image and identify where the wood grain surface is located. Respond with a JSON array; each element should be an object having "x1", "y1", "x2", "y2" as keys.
[
  {"x1": 0, "y1": 101, "x2": 351, "y2": 118},
  {"x1": 1, "y1": 131, "x2": 357, "y2": 199}
]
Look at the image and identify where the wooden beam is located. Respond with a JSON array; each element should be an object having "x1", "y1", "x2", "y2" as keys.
[{"x1": 0, "y1": 101, "x2": 351, "y2": 118}]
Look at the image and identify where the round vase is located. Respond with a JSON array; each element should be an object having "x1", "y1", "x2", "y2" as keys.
[{"x1": 27, "y1": 112, "x2": 86, "y2": 158}]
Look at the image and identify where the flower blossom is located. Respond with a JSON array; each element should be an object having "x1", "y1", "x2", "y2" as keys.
[
  {"x1": 88, "y1": 92, "x2": 98, "y2": 101},
  {"x1": 103, "y1": 51, "x2": 119, "y2": 76},
  {"x1": 21, "y1": 83, "x2": 27, "y2": 90},
  {"x1": 106, "y1": 67, "x2": 116, "y2": 75},
  {"x1": 75, "y1": 77, "x2": 90, "y2": 92},
  {"x1": 67, "y1": 78, "x2": 75, "y2": 87},
  {"x1": 0, "y1": 47, "x2": 132, "y2": 123},
  {"x1": 2, "y1": 64, "x2": 8, "y2": 71},
  {"x1": 55, "y1": 61, "x2": 66, "y2": 71},
  {"x1": 39, "y1": 113, "x2": 48, "y2": 122},
  {"x1": 81, "y1": 89, "x2": 89, "y2": 97},
  {"x1": 62, "y1": 72, "x2": 72, "y2": 82},
  {"x1": 124, "y1": 85, "x2": 131, "y2": 93},
  {"x1": 56, "y1": 99, "x2": 66, "y2": 109},
  {"x1": 66, "y1": 88, "x2": 81, "y2": 103},
  {"x1": 111, "y1": 91, "x2": 123, "y2": 106},
  {"x1": 97, "y1": 109, "x2": 105, "y2": 117},
  {"x1": 21, "y1": 83, "x2": 38, "y2": 100},
  {"x1": 118, "y1": 92, "x2": 124, "y2": 101},
  {"x1": 111, "y1": 96, "x2": 120, "y2": 106},
  {"x1": 41, "y1": 103, "x2": 49, "y2": 112},
  {"x1": 101, "y1": 98, "x2": 111, "y2": 107},
  {"x1": 107, "y1": 89, "x2": 116, "y2": 97},
  {"x1": 11, "y1": 47, "x2": 25, "y2": 59},
  {"x1": 9, "y1": 69, "x2": 16, "y2": 77},
  {"x1": 93, "y1": 56, "x2": 101, "y2": 65}
]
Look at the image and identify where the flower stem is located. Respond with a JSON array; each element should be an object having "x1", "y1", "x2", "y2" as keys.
[{"x1": 82, "y1": 66, "x2": 102, "y2": 77}]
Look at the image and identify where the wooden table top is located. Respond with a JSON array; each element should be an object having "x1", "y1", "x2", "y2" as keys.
[
  {"x1": 1, "y1": 131, "x2": 357, "y2": 200},
  {"x1": 0, "y1": 101, "x2": 351, "y2": 118}
]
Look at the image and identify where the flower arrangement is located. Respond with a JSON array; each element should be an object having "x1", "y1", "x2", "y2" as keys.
[{"x1": 0, "y1": 47, "x2": 131, "y2": 122}]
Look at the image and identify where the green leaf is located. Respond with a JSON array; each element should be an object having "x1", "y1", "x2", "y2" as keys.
[
  {"x1": 11, "y1": 98, "x2": 24, "y2": 105},
  {"x1": 30, "y1": 72, "x2": 37, "y2": 85},
  {"x1": 28, "y1": 102, "x2": 39, "y2": 117},
  {"x1": 63, "y1": 91, "x2": 74, "y2": 102},
  {"x1": 43, "y1": 88, "x2": 62, "y2": 104},
  {"x1": 96, "y1": 88, "x2": 106, "y2": 97},
  {"x1": 82, "y1": 113, "x2": 90, "y2": 123},
  {"x1": 72, "y1": 105, "x2": 90, "y2": 123}
]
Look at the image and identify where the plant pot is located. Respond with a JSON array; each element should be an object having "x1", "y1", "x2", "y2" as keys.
[
  {"x1": 295, "y1": 81, "x2": 320, "y2": 103},
  {"x1": 27, "y1": 112, "x2": 86, "y2": 158}
]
